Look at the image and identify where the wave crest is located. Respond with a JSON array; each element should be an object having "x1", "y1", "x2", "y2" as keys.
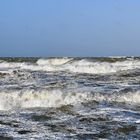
[
  {"x1": 0, "y1": 58, "x2": 140, "y2": 74},
  {"x1": 37, "y1": 58, "x2": 72, "y2": 66},
  {"x1": 0, "y1": 89, "x2": 140, "y2": 110}
]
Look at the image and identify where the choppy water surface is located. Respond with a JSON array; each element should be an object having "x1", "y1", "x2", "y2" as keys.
[{"x1": 0, "y1": 57, "x2": 140, "y2": 139}]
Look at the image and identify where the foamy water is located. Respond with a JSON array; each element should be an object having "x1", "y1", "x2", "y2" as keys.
[
  {"x1": 1, "y1": 57, "x2": 140, "y2": 74},
  {"x1": 0, "y1": 57, "x2": 140, "y2": 139}
]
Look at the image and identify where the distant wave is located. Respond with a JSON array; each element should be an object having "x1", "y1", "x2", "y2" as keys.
[
  {"x1": 0, "y1": 57, "x2": 140, "y2": 74},
  {"x1": 37, "y1": 57, "x2": 73, "y2": 66}
]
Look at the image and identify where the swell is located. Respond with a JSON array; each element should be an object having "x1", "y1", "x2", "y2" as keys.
[{"x1": 0, "y1": 89, "x2": 140, "y2": 110}]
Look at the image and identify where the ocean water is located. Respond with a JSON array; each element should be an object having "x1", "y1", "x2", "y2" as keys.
[{"x1": 0, "y1": 57, "x2": 140, "y2": 139}]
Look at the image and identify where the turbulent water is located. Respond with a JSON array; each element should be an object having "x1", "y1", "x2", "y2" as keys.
[{"x1": 0, "y1": 57, "x2": 140, "y2": 139}]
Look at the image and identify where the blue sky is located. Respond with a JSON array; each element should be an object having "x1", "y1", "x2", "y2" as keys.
[{"x1": 0, "y1": 0, "x2": 140, "y2": 57}]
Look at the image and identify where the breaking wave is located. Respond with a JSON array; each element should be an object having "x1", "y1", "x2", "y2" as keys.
[
  {"x1": 0, "y1": 89, "x2": 140, "y2": 110},
  {"x1": 37, "y1": 57, "x2": 73, "y2": 66},
  {"x1": 64, "y1": 59, "x2": 140, "y2": 74},
  {"x1": 0, "y1": 90, "x2": 91, "y2": 110},
  {"x1": 0, "y1": 57, "x2": 140, "y2": 74}
]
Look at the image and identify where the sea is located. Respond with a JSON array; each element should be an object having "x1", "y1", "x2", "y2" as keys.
[{"x1": 0, "y1": 57, "x2": 140, "y2": 140}]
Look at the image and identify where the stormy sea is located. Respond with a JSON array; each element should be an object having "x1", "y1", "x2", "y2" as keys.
[{"x1": 0, "y1": 57, "x2": 140, "y2": 140}]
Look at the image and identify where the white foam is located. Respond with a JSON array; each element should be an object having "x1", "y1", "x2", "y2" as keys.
[
  {"x1": 37, "y1": 58, "x2": 72, "y2": 66},
  {"x1": 0, "y1": 58, "x2": 140, "y2": 74},
  {"x1": 35, "y1": 58, "x2": 140, "y2": 74},
  {"x1": 0, "y1": 90, "x2": 91, "y2": 110},
  {"x1": 92, "y1": 92, "x2": 140, "y2": 104},
  {"x1": 65, "y1": 59, "x2": 140, "y2": 74},
  {"x1": 0, "y1": 89, "x2": 140, "y2": 110}
]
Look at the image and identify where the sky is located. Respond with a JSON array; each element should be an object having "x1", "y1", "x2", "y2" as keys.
[{"x1": 0, "y1": 0, "x2": 140, "y2": 57}]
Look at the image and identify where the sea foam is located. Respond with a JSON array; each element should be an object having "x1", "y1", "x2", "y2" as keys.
[
  {"x1": 0, "y1": 89, "x2": 140, "y2": 110},
  {"x1": 0, "y1": 58, "x2": 140, "y2": 74}
]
